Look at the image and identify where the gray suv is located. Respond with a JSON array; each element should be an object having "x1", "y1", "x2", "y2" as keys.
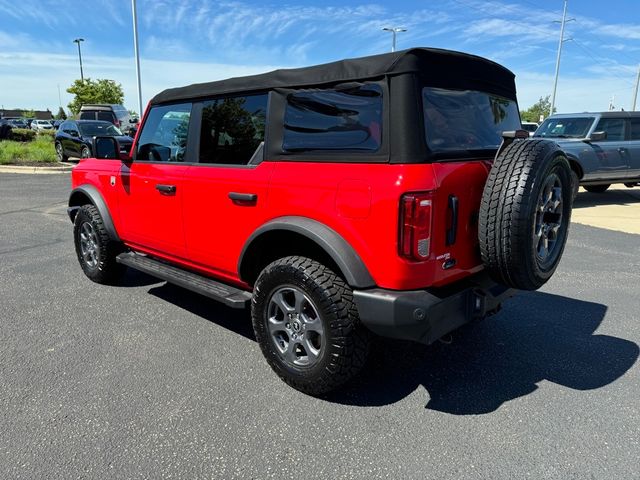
[{"x1": 534, "y1": 112, "x2": 640, "y2": 193}]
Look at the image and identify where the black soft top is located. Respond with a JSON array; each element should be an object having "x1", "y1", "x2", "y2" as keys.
[{"x1": 151, "y1": 47, "x2": 516, "y2": 105}]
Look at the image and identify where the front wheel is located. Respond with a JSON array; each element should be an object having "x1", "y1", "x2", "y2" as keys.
[
  {"x1": 73, "y1": 204, "x2": 125, "y2": 284},
  {"x1": 252, "y1": 256, "x2": 369, "y2": 396},
  {"x1": 80, "y1": 146, "x2": 91, "y2": 158}
]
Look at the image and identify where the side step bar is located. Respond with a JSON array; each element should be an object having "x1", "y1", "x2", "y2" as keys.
[{"x1": 116, "y1": 252, "x2": 252, "y2": 309}]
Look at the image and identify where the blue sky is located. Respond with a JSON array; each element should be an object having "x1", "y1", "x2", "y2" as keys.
[{"x1": 1, "y1": 0, "x2": 639, "y2": 115}]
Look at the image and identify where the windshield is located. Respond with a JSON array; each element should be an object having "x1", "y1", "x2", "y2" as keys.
[
  {"x1": 534, "y1": 117, "x2": 595, "y2": 138},
  {"x1": 423, "y1": 88, "x2": 520, "y2": 154},
  {"x1": 79, "y1": 122, "x2": 123, "y2": 137}
]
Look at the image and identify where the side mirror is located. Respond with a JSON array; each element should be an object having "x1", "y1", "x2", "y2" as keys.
[
  {"x1": 584, "y1": 131, "x2": 607, "y2": 142},
  {"x1": 70, "y1": 130, "x2": 80, "y2": 138},
  {"x1": 92, "y1": 136, "x2": 120, "y2": 160}
]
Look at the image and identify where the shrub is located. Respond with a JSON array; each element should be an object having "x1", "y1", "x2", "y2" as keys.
[
  {"x1": 37, "y1": 129, "x2": 55, "y2": 140},
  {"x1": 9, "y1": 128, "x2": 36, "y2": 142},
  {"x1": 0, "y1": 136, "x2": 57, "y2": 164}
]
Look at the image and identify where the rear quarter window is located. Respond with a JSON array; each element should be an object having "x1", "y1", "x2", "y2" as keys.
[
  {"x1": 282, "y1": 84, "x2": 382, "y2": 152},
  {"x1": 423, "y1": 88, "x2": 520, "y2": 154}
]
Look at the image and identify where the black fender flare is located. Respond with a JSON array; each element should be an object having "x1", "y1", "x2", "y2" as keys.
[
  {"x1": 68, "y1": 184, "x2": 120, "y2": 242},
  {"x1": 238, "y1": 216, "x2": 375, "y2": 289}
]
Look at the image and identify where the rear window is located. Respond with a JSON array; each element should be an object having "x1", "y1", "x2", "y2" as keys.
[
  {"x1": 97, "y1": 111, "x2": 115, "y2": 122},
  {"x1": 534, "y1": 117, "x2": 595, "y2": 139},
  {"x1": 79, "y1": 112, "x2": 95, "y2": 120},
  {"x1": 282, "y1": 84, "x2": 382, "y2": 152},
  {"x1": 423, "y1": 88, "x2": 520, "y2": 154}
]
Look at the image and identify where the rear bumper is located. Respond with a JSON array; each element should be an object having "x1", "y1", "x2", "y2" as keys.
[{"x1": 353, "y1": 272, "x2": 516, "y2": 345}]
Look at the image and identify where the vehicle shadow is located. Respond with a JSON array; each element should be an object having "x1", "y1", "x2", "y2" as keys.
[
  {"x1": 326, "y1": 290, "x2": 639, "y2": 414},
  {"x1": 139, "y1": 282, "x2": 638, "y2": 414},
  {"x1": 573, "y1": 188, "x2": 640, "y2": 209},
  {"x1": 118, "y1": 268, "x2": 164, "y2": 288},
  {"x1": 147, "y1": 282, "x2": 256, "y2": 341}
]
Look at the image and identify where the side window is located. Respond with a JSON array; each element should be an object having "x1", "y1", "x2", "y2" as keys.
[
  {"x1": 629, "y1": 118, "x2": 640, "y2": 140},
  {"x1": 136, "y1": 103, "x2": 192, "y2": 162},
  {"x1": 595, "y1": 118, "x2": 626, "y2": 141},
  {"x1": 282, "y1": 84, "x2": 382, "y2": 152},
  {"x1": 97, "y1": 111, "x2": 114, "y2": 122},
  {"x1": 79, "y1": 112, "x2": 94, "y2": 120},
  {"x1": 199, "y1": 94, "x2": 268, "y2": 165}
]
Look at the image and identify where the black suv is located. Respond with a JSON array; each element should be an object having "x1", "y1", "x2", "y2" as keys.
[{"x1": 55, "y1": 120, "x2": 133, "y2": 160}]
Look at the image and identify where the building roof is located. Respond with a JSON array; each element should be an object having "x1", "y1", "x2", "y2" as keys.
[
  {"x1": 151, "y1": 47, "x2": 516, "y2": 105},
  {"x1": 0, "y1": 109, "x2": 53, "y2": 120}
]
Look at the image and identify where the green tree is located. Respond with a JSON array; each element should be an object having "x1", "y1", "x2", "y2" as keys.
[
  {"x1": 66, "y1": 78, "x2": 124, "y2": 115},
  {"x1": 22, "y1": 109, "x2": 36, "y2": 118},
  {"x1": 520, "y1": 95, "x2": 555, "y2": 123},
  {"x1": 55, "y1": 107, "x2": 67, "y2": 120}
]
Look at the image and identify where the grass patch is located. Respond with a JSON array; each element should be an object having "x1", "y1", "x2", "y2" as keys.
[{"x1": 0, "y1": 136, "x2": 58, "y2": 165}]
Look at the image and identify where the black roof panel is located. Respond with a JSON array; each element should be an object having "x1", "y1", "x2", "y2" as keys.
[{"x1": 151, "y1": 47, "x2": 516, "y2": 105}]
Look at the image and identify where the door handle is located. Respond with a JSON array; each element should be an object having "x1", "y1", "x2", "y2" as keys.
[
  {"x1": 228, "y1": 192, "x2": 258, "y2": 205},
  {"x1": 155, "y1": 184, "x2": 176, "y2": 195}
]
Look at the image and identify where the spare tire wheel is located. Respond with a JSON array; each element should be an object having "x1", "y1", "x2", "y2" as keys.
[{"x1": 479, "y1": 139, "x2": 573, "y2": 290}]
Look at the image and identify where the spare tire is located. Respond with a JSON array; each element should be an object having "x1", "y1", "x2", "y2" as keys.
[{"x1": 479, "y1": 139, "x2": 573, "y2": 290}]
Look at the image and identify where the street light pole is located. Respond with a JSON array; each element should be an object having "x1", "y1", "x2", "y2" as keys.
[
  {"x1": 550, "y1": 0, "x2": 570, "y2": 116},
  {"x1": 632, "y1": 64, "x2": 640, "y2": 111},
  {"x1": 73, "y1": 38, "x2": 85, "y2": 82},
  {"x1": 131, "y1": 0, "x2": 143, "y2": 117},
  {"x1": 382, "y1": 27, "x2": 407, "y2": 53}
]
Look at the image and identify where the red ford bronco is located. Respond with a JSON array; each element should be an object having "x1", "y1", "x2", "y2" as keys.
[{"x1": 68, "y1": 48, "x2": 573, "y2": 395}]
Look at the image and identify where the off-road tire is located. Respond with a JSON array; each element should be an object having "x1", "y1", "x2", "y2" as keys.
[
  {"x1": 584, "y1": 184, "x2": 610, "y2": 193},
  {"x1": 73, "y1": 204, "x2": 125, "y2": 284},
  {"x1": 252, "y1": 256, "x2": 369, "y2": 396},
  {"x1": 479, "y1": 139, "x2": 573, "y2": 290},
  {"x1": 55, "y1": 141, "x2": 68, "y2": 162}
]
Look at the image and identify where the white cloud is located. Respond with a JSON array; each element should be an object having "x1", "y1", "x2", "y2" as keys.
[{"x1": 0, "y1": 51, "x2": 284, "y2": 111}]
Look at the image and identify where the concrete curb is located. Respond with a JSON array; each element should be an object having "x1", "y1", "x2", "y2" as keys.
[{"x1": 0, "y1": 163, "x2": 74, "y2": 174}]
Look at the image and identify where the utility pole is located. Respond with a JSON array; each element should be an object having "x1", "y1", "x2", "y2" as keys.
[
  {"x1": 382, "y1": 27, "x2": 407, "y2": 52},
  {"x1": 132, "y1": 0, "x2": 143, "y2": 117},
  {"x1": 57, "y1": 84, "x2": 62, "y2": 109},
  {"x1": 73, "y1": 38, "x2": 85, "y2": 81},
  {"x1": 550, "y1": 0, "x2": 573, "y2": 116},
  {"x1": 632, "y1": 64, "x2": 640, "y2": 111},
  {"x1": 608, "y1": 95, "x2": 615, "y2": 111}
]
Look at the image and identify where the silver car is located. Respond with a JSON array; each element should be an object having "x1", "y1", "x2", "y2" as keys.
[{"x1": 31, "y1": 119, "x2": 54, "y2": 131}]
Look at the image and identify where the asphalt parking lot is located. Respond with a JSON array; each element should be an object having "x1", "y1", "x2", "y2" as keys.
[{"x1": 1, "y1": 173, "x2": 639, "y2": 479}]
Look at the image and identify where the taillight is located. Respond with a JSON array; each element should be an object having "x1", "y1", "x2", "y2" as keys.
[{"x1": 399, "y1": 192, "x2": 432, "y2": 261}]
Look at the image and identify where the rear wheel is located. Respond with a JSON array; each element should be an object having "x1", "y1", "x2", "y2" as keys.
[
  {"x1": 584, "y1": 184, "x2": 610, "y2": 193},
  {"x1": 479, "y1": 139, "x2": 573, "y2": 290},
  {"x1": 252, "y1": 256, "x2": 369, "y2": 395}
]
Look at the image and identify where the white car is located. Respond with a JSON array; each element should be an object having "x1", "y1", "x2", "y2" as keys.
[
  {"x1": 521, "y1": 121, "x2": 539, "y2": 136},
  {"x1": 31, "y1": 119, "x2": 54, "y2": 131}
]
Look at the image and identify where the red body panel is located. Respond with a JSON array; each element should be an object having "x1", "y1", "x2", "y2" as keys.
[{"x1": 72, "y1": 156, "x2": 491, "y2": 291}]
